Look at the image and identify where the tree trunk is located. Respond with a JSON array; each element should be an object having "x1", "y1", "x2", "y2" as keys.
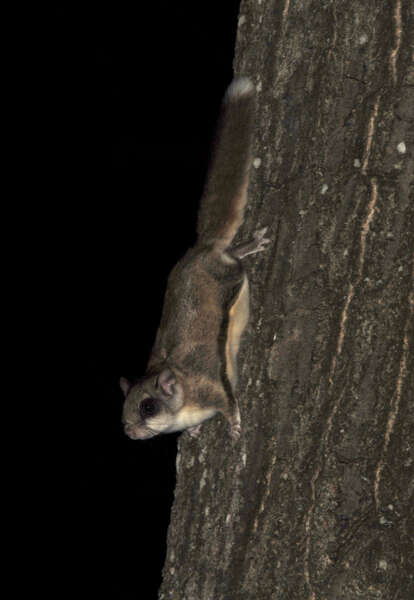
[{"x1": 159, "y1": 1, "x2": 414, "y2": 598}]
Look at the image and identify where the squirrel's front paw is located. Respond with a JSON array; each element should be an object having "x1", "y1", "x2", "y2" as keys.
[
  {"x1": 187, "y1": 424, "x2": 203, "y2": 438},
  {"x1": 230, "y1": 423, "x2": 241, "y2": 440}
]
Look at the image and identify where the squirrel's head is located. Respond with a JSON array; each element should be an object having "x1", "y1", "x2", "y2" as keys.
[{"x1": 120, "y1": 368, "x2": 184, "y2": 440}]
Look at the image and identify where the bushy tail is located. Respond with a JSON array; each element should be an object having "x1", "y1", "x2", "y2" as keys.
[{"x1": 197, "y1": 78, "x2": 255, "y2": 251}]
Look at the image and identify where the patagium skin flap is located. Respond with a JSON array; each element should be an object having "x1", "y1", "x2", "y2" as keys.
[{"x1": 120, "y1": 78, "x2": 270, "y2": 441}]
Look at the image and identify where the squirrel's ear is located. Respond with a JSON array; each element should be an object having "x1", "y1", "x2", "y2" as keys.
[
  {"x1": 157, "y1": 369, "x2": 176, "y2": 396},
  {"x1": 119, "y1": 377, "x2": 131, "y2": 397}
]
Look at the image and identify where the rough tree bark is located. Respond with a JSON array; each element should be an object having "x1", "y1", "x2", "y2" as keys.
[{"x1": 159, "y1": 1, "x2": 414, "y2": 599}]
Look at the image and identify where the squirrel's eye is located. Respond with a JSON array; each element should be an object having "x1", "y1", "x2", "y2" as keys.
[{"x1": 140, "y1": 398, "x2": 158, "y2": 418}]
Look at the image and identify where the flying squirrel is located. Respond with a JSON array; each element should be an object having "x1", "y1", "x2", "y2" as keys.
[{"x1": 120, "y1": 77, "x2": 270, "y2": 440}]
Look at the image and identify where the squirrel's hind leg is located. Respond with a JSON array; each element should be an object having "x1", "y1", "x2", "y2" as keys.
[{"x1": 232, "y1": 227, "x2": 271, "y2": 259}]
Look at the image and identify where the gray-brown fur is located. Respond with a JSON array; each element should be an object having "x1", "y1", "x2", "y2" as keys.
[
  {"x1": 197, "y1": 78, "x2": 255, "y2": 251},
  {"x1": 120, "y1": 78, "x2": 270, "y2": 441}
]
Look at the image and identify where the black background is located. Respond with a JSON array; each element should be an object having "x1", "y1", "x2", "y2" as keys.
[{"x1": 53, "y1": 3, "x2": 241, "y2": 598}]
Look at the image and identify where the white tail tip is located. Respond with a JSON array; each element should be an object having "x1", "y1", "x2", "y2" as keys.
[{"x1": 226, "y1": 77, "x2": 254, "y2": 100}]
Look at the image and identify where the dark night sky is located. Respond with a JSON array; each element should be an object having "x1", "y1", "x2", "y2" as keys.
[{"x1": 54, "y1": 3, "x2": 241, "y2": 598}]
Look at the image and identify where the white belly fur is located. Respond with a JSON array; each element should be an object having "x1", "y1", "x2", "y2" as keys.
[
  {"x1": 225, "y1": 274, "x2": 249, "y2": 389},
  {"x1": 164, "y1": 404, "x2": 217, "y2": 432}
]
